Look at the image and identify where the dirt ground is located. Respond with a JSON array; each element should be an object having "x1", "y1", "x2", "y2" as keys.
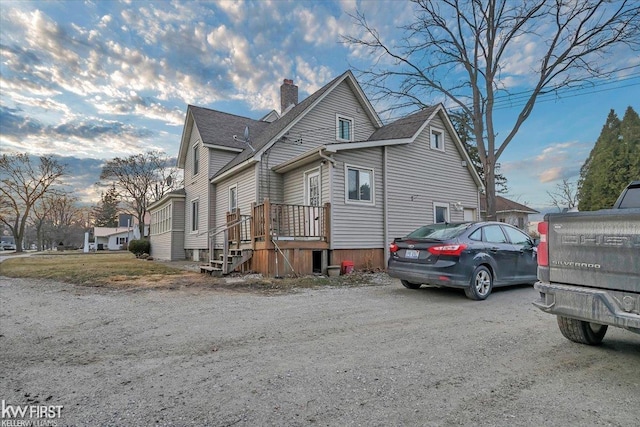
[{"x1": 1, "y1": 275, "x2": 639, "y2": 426}]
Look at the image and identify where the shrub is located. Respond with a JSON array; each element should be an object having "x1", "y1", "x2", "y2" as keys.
[{"x1": 128, "y1": 239, "x2": 150, "y2": 258}]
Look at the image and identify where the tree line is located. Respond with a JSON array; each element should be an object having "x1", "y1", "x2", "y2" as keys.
[{"x1": 0, "y1": 151, "x2": 180, "y2": 253}]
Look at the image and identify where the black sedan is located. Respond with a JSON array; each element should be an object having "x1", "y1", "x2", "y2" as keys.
[{"x1": 388, "y1": 221, "x2": 538, "y2": 300}]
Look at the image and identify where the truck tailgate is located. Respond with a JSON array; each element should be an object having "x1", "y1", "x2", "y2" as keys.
[{"x1": 547, "y1": 209, "x2": 640, "y2": 293}]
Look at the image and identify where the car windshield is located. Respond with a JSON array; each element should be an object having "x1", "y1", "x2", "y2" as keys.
[{"x1": 405, "y1": 223, "x2": 471, "y2": 240}]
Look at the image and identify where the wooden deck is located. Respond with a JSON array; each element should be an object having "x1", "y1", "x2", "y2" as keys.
[{"x1": 208, "y1": 200, "x2": 330, "y2": 276}]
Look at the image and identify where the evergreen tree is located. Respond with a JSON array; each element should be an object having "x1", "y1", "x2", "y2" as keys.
[
  {"x1": 620, "y1": 107, "x2": 640, "y2": 185},
  {"x1": 92, "y1": 185, "x2": 119, "y2": 227},
  {"x1": 578, "y1": 107, "x2": 640, "y2": 210}
]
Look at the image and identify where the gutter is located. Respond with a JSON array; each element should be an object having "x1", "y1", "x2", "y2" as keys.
[{"x1": 318, "y1": 147, "x2": 335, "y2": 165}]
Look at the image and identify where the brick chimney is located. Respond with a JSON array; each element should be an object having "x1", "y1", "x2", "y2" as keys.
[{"x1": 280, "y1": 79, "x2": 298, "y2": 114}]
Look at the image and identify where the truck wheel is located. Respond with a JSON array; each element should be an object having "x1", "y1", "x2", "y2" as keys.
[
  {"x1": 556, "y1": 316, "x2": 608, "y2": 345},
  {"x1": 401, "y1": 280, "x2": 421, "y2": 289},
  {"x1": 464, "y1": 266, "x2": 493, "y2": 300}
]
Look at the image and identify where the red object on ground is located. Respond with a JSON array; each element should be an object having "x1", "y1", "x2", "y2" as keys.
[{"x1": 341, "y1": 260, "x2": 355, "y2": 275}]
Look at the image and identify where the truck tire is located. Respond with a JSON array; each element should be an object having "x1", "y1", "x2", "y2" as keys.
[
  {"x1": 401, "y1": 280, "x2": 421, "y2": 289},
  {"x1": 556, "y1": 316, "x2": 608, "y2": 345}
]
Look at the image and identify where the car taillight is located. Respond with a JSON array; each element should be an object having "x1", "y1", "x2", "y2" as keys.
[
  {"x1": 537, "y1": 221, "x2": 548, "y2": 267},
  {"x1": 389, "y1": 243, "x2": 399, "y2": 253},
  {"x1": 428, "y1": 244, "x2": 467, "y2": 256}
]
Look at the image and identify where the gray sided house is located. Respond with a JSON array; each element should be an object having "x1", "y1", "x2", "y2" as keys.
[{"x1": 148, "y1": 70, "x2": 484, "y2": 276}]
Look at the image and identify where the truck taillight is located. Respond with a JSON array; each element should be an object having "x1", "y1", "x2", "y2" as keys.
[{"x1": 537, "y1": 221, "x2": 548, "y2": 267}]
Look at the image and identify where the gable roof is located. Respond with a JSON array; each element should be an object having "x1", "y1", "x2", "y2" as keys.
[
  {"x1": 212, "y1": 70, "x2": 383, "y2": 182},
  {"x1": 367, "y1": 105, "x2": 440, "y2": 141},
  {"x1": 177, "y1": 106, "x2": 269, "y2": 168},
  {"x1": 480, "y1": 195, "x2": 539, "y2": 214}
]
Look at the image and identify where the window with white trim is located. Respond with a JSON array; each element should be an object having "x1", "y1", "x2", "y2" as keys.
[
  {"x1": 346, "y1": 165, "x2": 373, "y2": 203},
  {"x1": 193, "y1": 141, "x2": 200, "y2": 176},
  {"x1": 430, "y1": 127, "x2": 444, "y2": 151},
  {"x1": 229, "y1": 185, "x2": 237, "y2": 212},
  {"x1": 336, "y1": 115, "x2": 354, "y2": 141},
  {"x1": 191, "y1": 199, "x2": 199, "y2": 232},
  {"x1": 151, "y1": 204, "x2": 172, "y2": 235},
  {"x1": 434, "y1": 202, "x2": 450, "y2": 223}
]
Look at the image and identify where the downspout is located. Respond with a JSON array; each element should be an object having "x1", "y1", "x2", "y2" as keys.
[
  {"x1": 383, "y1": 146, "x2": 389, "y2": 267},
  {"x1": 318, "y1": 147, "x2": 335, "y2": 165},
  {"x1": 318, "y1": 148, "x2": 335, "y2": 251}
]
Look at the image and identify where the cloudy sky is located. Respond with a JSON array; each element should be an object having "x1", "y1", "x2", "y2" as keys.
[{"x1": 1, "y1": 0, "x2": 638, "y2": 208}]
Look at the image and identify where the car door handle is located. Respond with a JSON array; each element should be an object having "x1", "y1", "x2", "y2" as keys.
[{"x1": 489, "y1": 247, "x2": 499, "y2": 252}]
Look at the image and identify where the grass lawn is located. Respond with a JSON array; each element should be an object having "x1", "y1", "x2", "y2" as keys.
[
  {"x1": 1, "y1": 251, "x2": 392, "y2": 292},
  {"x1": 0, "y1": 252, "x2": 185, "y2": 287}
]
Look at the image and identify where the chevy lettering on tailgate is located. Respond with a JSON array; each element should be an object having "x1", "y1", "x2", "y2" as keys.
[{"x1": 560, "y1": 234, "x2": 640, "y2": 247}]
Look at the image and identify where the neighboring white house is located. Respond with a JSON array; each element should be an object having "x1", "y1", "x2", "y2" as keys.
[
  {"x1": 93, "y1": 226, "x2": 139, "y2": 251},
  {"x1": 149, "y1": 70, "x2": 484, "y2": 275},
  {"x1": 89, "y1": 213, "x2": 148, "y2": 251}
]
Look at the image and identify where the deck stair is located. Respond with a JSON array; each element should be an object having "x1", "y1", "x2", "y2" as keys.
[{"x1": 201, "y1": 248, "x2": 253, "y2": 276}]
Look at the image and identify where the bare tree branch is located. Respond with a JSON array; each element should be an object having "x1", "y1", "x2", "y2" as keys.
[
  {"x1": 99, "y1": 151, "x2": 180, "y2": 237},
  {"x1": 343, "y1": 0, "x2": 640, "y2": 218},
  {"x1": 0, "y1": 153, "x2": 67, "y2": 252},
  {"x1": 547, "y1": 179, "x2": 579, "y2": 211}
]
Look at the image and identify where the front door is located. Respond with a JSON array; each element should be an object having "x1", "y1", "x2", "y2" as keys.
[{"x1": 305, "y1": 170, "x2": 321, "y2": 237}]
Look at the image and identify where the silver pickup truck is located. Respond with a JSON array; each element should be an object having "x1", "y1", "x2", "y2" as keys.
[{"x1": 533, "y1": 181, "x2": 640, "y2": 345}]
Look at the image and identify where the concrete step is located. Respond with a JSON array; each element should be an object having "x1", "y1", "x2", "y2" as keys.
[{"x1": 199, "y1": 265, "x2": 222, "y2": 277}]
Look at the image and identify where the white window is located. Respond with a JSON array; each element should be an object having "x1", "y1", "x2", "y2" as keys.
[
  {"x1": 229, "y1": 185, "x2": 237, "y2": 212},
  {"x1": 191, "y1": 199, "x2": 199, "y2": 232},
  {"x1": 305, "y1": 169, "x2": 321, "y2": 206},
  {"x1": 117, "y1": 237, "x2": 128, "y2": 245},
  {"x1": 463, "y1": 208, "x2": 476, "y2": 222},
  {"x1": 336, "y1": 115, "x2": 354, "y2": 142},
  {"x1": 193, "y1": 141, "x2": 200, "y2": 176},
  {"x1": 434, "y1": 202, "x2": 450, "y2": 223},
  {"x1": 430, "y1": 127, "x2": 444, "y2": 151},
  {"x1": 346, "y1": 165, "x2": 374, "y2": 204},
  {"x1": 151, "y1": 204, "x2": 172, "y2": 235}
]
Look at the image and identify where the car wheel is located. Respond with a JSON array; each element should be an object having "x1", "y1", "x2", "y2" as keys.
[
  {"x1": 400, "y1": 280, "x2": 421, "y2": 289},
  {"x1": 556, "y1": 316, "x2": 608, "y2": 345},
  {"x1": 464, "y1": 266, "x2": 493, "y2": 300}
]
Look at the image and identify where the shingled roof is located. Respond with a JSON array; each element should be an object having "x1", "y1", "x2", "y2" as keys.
[
  {"x1": 480, "y1": 195, "x2": 539, "y2": 214},
  {"x1": 188, "y1": 105, "x2": 269, "y2": 150},
  {"x1": 212, "y1": 71, "x2": 352, "y2": 179},
  {"x1": 367, "y1": 105, "x2": 440, "y2": 141}
]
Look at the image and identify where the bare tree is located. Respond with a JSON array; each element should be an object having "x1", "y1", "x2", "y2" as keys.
[
  {"x1": 344, "y1": 0, "x2": 640, "y2": 219},
  {"x1": 48, "y1": 193, "x2": 86, "y2": 247},
  {"x1": 100, "y1": 151, "x2": 180, "y2": 236},
  {"x1": 31, "y1": 192, "x2": 57, "y2": 251},
  {"x1": 547, "y1": 179, "x2": 579, "y2": 212},
  {"x1": 0, "y1": 154, "x2": 66, "y2": 252}
]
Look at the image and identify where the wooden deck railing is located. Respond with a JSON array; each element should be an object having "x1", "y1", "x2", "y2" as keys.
[
  {"x1": 225, "y1": 210, "x2": 252, "y2": 247},
  {"x1": 250, "y1": 199, "x2": 330, "y2": 242}
]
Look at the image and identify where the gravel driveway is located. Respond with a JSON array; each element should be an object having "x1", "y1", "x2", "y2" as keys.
[{"x1": 1, "y1": 276, "x2": 639, "y2": 426}]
